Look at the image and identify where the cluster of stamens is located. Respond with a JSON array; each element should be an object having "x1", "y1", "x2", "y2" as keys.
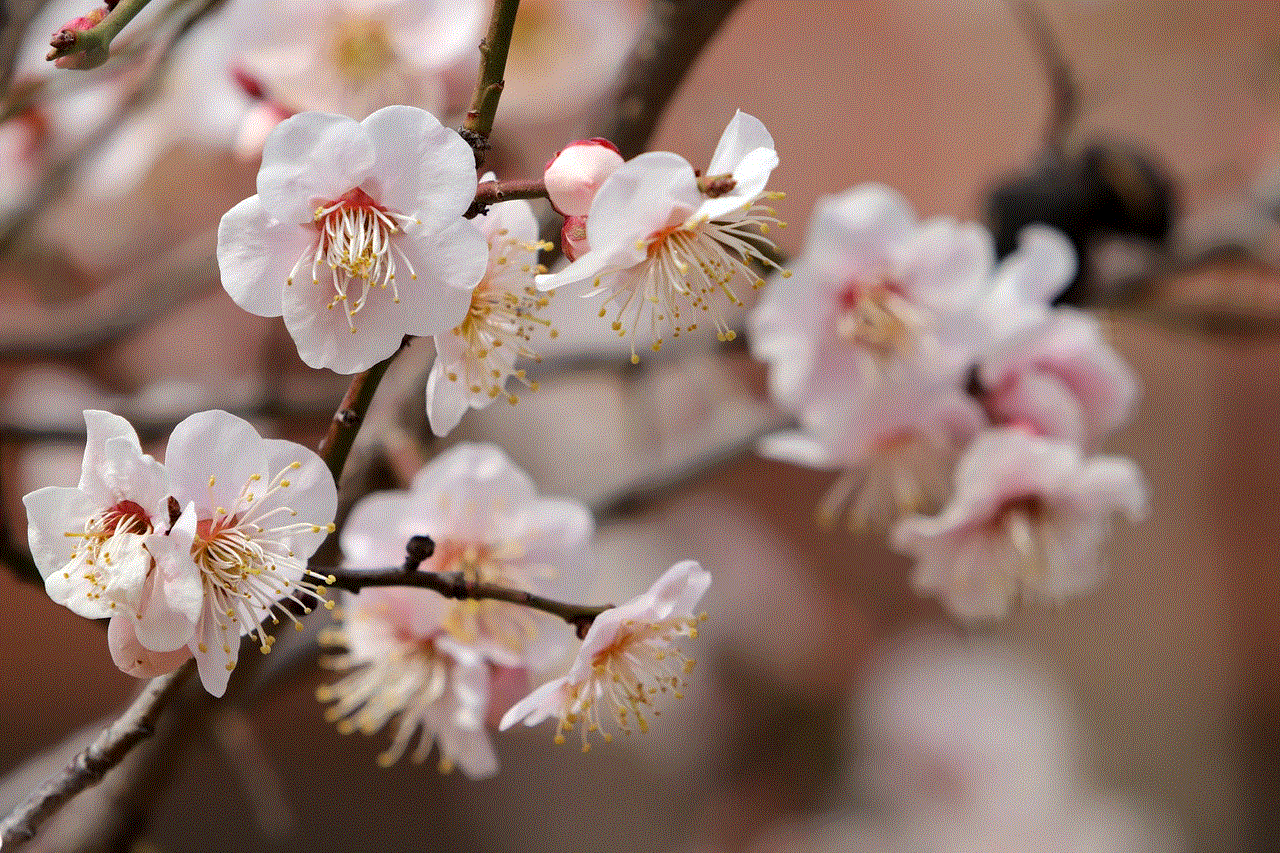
[
  {"x1": 988, "y1": 496, "x2": 1052, "y2": 589},
  {"x1": 191, "y1": 462, "x2": 336, "y2": 670},
  {"x1": 833, "y1": 279, "x2": 922, "y2": 363},
  {"x1": 62, "y1": 499, "x2": 154, "y2": 610},
  {"x1": 287, "y1": 187, "x2": 421, "y2": 334},
  {"x1": 447, "y1": 228, "x2": 555, "y2": 405},
  {"x1": 552, "y1": 611, "x2": 706, "y2": 752},
  {"x1": 599, "y1": 194, "x2": 788, "y2": 363},
  {"x1": 817, "y1": 434, "x2": 954, "y2": 532},
  {"x1": 318, "y1": 622, "x2": 462, "y2": 769}
]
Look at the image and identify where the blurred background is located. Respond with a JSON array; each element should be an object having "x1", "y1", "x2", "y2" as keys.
[{"x1": 1, "y1": 1, "x2": 1278, "y2": 851}]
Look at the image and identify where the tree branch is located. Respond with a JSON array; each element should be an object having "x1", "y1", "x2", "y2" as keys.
[
  {"x1": 460, "y1": 0, "x2": 520, "y2": 167},
  {"x1": 45, "y1": 0, "x2": 154, "y2": 69},
  {"x1": 588, "y1": 0, "x2": 745, "y2": 159},
  {"x1": 0, "y1": 659, "x2": 194, "y2": 848}
]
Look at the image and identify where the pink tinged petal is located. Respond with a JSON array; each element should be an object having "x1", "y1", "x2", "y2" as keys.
[
  {"x1": 426, "y1": 357, "x2": 472, "y2": 436},
  {"x1": 191, "y1": 605, "x2": 238, "y2": 697},
  {"x1": 707, "y1": 110, "x2": 775, "y2": 175},
  {"x1": 999, "y1": 224, "x2": 1077, "y2": 304},
  {"x1": 23, "y1": 486, "x2": 96, "y2": 581},
  {"x1": 392, "y1": 219, "x2": 487, "y2": 335},
  {"x1": 758, "y1": 430, "x2": 836, "y2": 470},
  {"x1": 280, "y1": 271, "x2": 409, "y2": 373},
  {"x1": 987, "y1": 371, "x2": 1088, "y2": 444},
  {"x1": 79, "y1": 410, "x2": 143, "y2": 491},
  {"x1": 1072, "y1": 456, "x2": 1149, "y2": 523},
  {"x1": 109, "y1": 615, "x2": 192, "y2": 679},
  {"x1": 256, "y1": 111, "x2": 376, "y2": 224},
  {"x1": 413, "y1": 442, "x2": 538, "y2": 508},
  {"x1": 360, "y1": 106, "x2": 477, "y2": 227},
  {"x1": 544, "y1": 139, "x2": 625, "y2": 217},
  {"x1": 499, "y1": 676, "x2": 572, "y2": 730},
  {"x1": 217, "y1": 195, "x2": 314, "y2": 318},
  {"x1": 255, "y1": 436, "x2": 337, "y2": 558},
  {"x1": 131, "y1": 535, "x2": 202, "y2": 653},
  {"x1": 648, "y1": 559, "x2": 711, "y2": 615},
  {"x1": 587, "y1": 151, "x2": 702, "y2": 248},
  {"x1": 535, "y1": 238, "x2": 636, "y2": 291},
  {"x1": 165, "y1": 410, "x2": 267, "y2": 510},
  {"x1": 97, "y1": 435, "x2": 170, "y2": 520},
  {"x1": 896, "y1": 219, "x2": 994, "y2": 310}
]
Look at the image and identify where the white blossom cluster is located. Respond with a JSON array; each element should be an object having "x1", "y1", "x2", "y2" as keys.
[
  {"x1": 24, "y1": 409, "x2": 338, "y2": 696},
  {"x1": 750, "y1": 185, "x2": 1148, "y2": 621}
]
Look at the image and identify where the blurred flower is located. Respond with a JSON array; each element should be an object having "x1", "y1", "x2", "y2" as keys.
[
  {"x1": 537, "y1": 111, "x2": 784, "y2": 361},
  {"x1": 319, "y1": 587, "x2": 497, "y2": 775},
  {"x1": 892, "y1": 428, "x2": 1147, "y2": 621},
  {"x1": 23, "y1": 411, "x2": 202, "y2": 677},
  {"x1": 228, "y1": 0, "x2": 483, "y2": 122},
  {"x1": 164, "y1": 410, "x2": 337, "y2": 696},
  {"x1": 760, "y1": 376, "x2": 985, "y2": 529},
  {"x1": 341, "y1": 443, "x2": 593, "y2": 666},
  {"x1": 217, "y1": 106, "x2": 486, "y2": 373},
  {"x1": 426, "y1": 192, "x2": 555, "y2": 436},
  {"x1": 749, "y1": 183, "x2": 992, "y2": 413},
  {"x1": 978, "y1": 310, "x2": 1138, "y2": 446},
  {"x1": 498, "y1": 0, "x2": 640, "y2": 126},
  {"x1": 499, "y1": 560, "x2": 709, "y2": 750}
]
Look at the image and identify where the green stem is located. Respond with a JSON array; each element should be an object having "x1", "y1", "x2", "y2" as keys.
[
  {"x1": 461, "y1": 0, "x2": 520, "y2": 166},
  {"x1": 47, "y1": 0, "x2": 154, "y2": 68}
]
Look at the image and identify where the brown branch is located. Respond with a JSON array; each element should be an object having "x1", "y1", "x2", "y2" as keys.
[
  {"x1": 460, "y1": 0, "x2": 520, "y2": 168},
  {"x1": 466, "y1": 177, "x2": 546, "y2": 218},
  {"x1": 1009, "y1": 0, "x2": 1078, "y2": 152},
  {"x1": 325, "y1": 565, "x2": 611, "y2": 637},
  {"x1": 588, "y1": 0, "x2": 745, "y2": 159},
  {"x1": 0, "y1": 659, "x2": 194, "y2": 848}
]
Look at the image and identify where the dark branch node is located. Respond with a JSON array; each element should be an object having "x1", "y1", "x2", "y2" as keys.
[{"x1": 402, "y1": 535, "x2": 436, "y2": 572}]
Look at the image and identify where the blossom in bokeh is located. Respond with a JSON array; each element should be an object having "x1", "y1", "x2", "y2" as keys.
[
  {"x1": 217, "y1": 106, "x2": 486, "y2": 373},
  {"x1": 164, "y1": 410, "x2": 337, "y2": 696},
  {"x1": 500, "y1": 560, "x2": 709, "y2": 750},
  {"x1": 340, "y1": 443, "x2": 593, "y2": 666},
  {"x1": 750, "y1": 183, "x2": 992, "y2": 412},
  {"x1": 319, "y1": 586, "x2": 497, "y2": 775},
  {"x1": 760, "y1": 376, "x2": 985, "y2": 529},
  {"x1": 537, "y1": 111, "x2": 784, "y2": 360},
  {"x1": 426, "y1": 193, "x2": 555, "y2": 436},
  {"x1": 978, "y1": 309, "x2": 1138, "y2": 445},
  {"x1": 228, "y1": 0, "x2": 483, "y2": 122},
  {"x1": 892, "y1": 428, "x2": 1147, "y2": 621}
]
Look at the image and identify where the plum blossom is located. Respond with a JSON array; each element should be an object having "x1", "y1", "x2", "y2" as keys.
[
  {"x1": 892, "y1": 428, "x2": 1147, "y2": 622},
  {"x1": 425, "y1": 192, "x2": 556, "y2": 436},
  {"x1": 318, "y1": 587, "x2": 497, "y2": 775},
  {"x1": 227, "y1": 0, "x2": 483, "y2": 123},
  {"x1": 761, "y1": 377, "x2": 985, "y2": 530},
  {"x1": 217, "y1": 106, "x2": 486, "y2": 374},
  {"x1": 537, "y1": 111, "x2": 785, "y2": 361},
  {"x1": 749, "y1": 183, "x2": 993, "y2": 412},
  {"x1": 340, "y1": 443, "x2": 593, "y2": 666},
  {"x1": 23, "y1": 411, "x2": 202, "y2": 677},
  {"x1": 978, "y1": 310, "x2": 1137, "y2": 446},
  {"x1": 500, "y1": 560, "x2": 709, "y2": 750},
  {"x1": 164, "y1": 410, "x2": 338, "y2": 696}
]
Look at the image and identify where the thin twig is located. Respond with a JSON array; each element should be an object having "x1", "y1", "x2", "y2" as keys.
[
  {"x1": 45, "y1": 0, "x2": 154, "y2": 68},
  {"x1": 0, "y1": 659, "x2": 194, "y2": 847},
  {"x1": 460, "y1": 0, "x2": 520, "y2": 167},
  {"x1": 588, "y1": 0, "x2": 744, "y2": 159},
  {"x1": 317, "y1": 338, "x2": 408, "y2": 483},
  {"x1": 467, "y1": 177, "x2": 546, "y2": 218},
  {"x1": 1009, "y1": 0, "x2": 1078, "y2": 153},
  {"x1": 325, "y1": 566, "x2": 611, "y2": 635}
]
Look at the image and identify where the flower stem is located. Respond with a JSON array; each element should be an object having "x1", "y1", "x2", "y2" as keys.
[
  {"x1": 46, "y1": 0, "x2": 154, "y2": 68},
  {"x1": 467, "y1": 177, "x2": 547, "y2": 218},
  {"x1": 461, "y1": 0, "x2": 520, "y2": 167}
]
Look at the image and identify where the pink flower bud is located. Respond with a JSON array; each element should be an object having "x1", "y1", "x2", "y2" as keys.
[
  {"x1": 49, "y1": 8, "x2": 107, "y2": 69},
  {"x1": 560, "y1": 215, "x2": 589, "y2": 260},
  {"x1": 544, "y1": 137, "x2": 622, "y2": 217}
]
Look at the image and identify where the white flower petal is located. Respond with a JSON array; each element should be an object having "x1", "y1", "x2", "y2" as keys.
[
  {"x1": 217, "y1": 195, "x2": 313, "y2": 318},
  {"x1": 257, "y1": 111, "x2": 376, "y2": 223}
]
